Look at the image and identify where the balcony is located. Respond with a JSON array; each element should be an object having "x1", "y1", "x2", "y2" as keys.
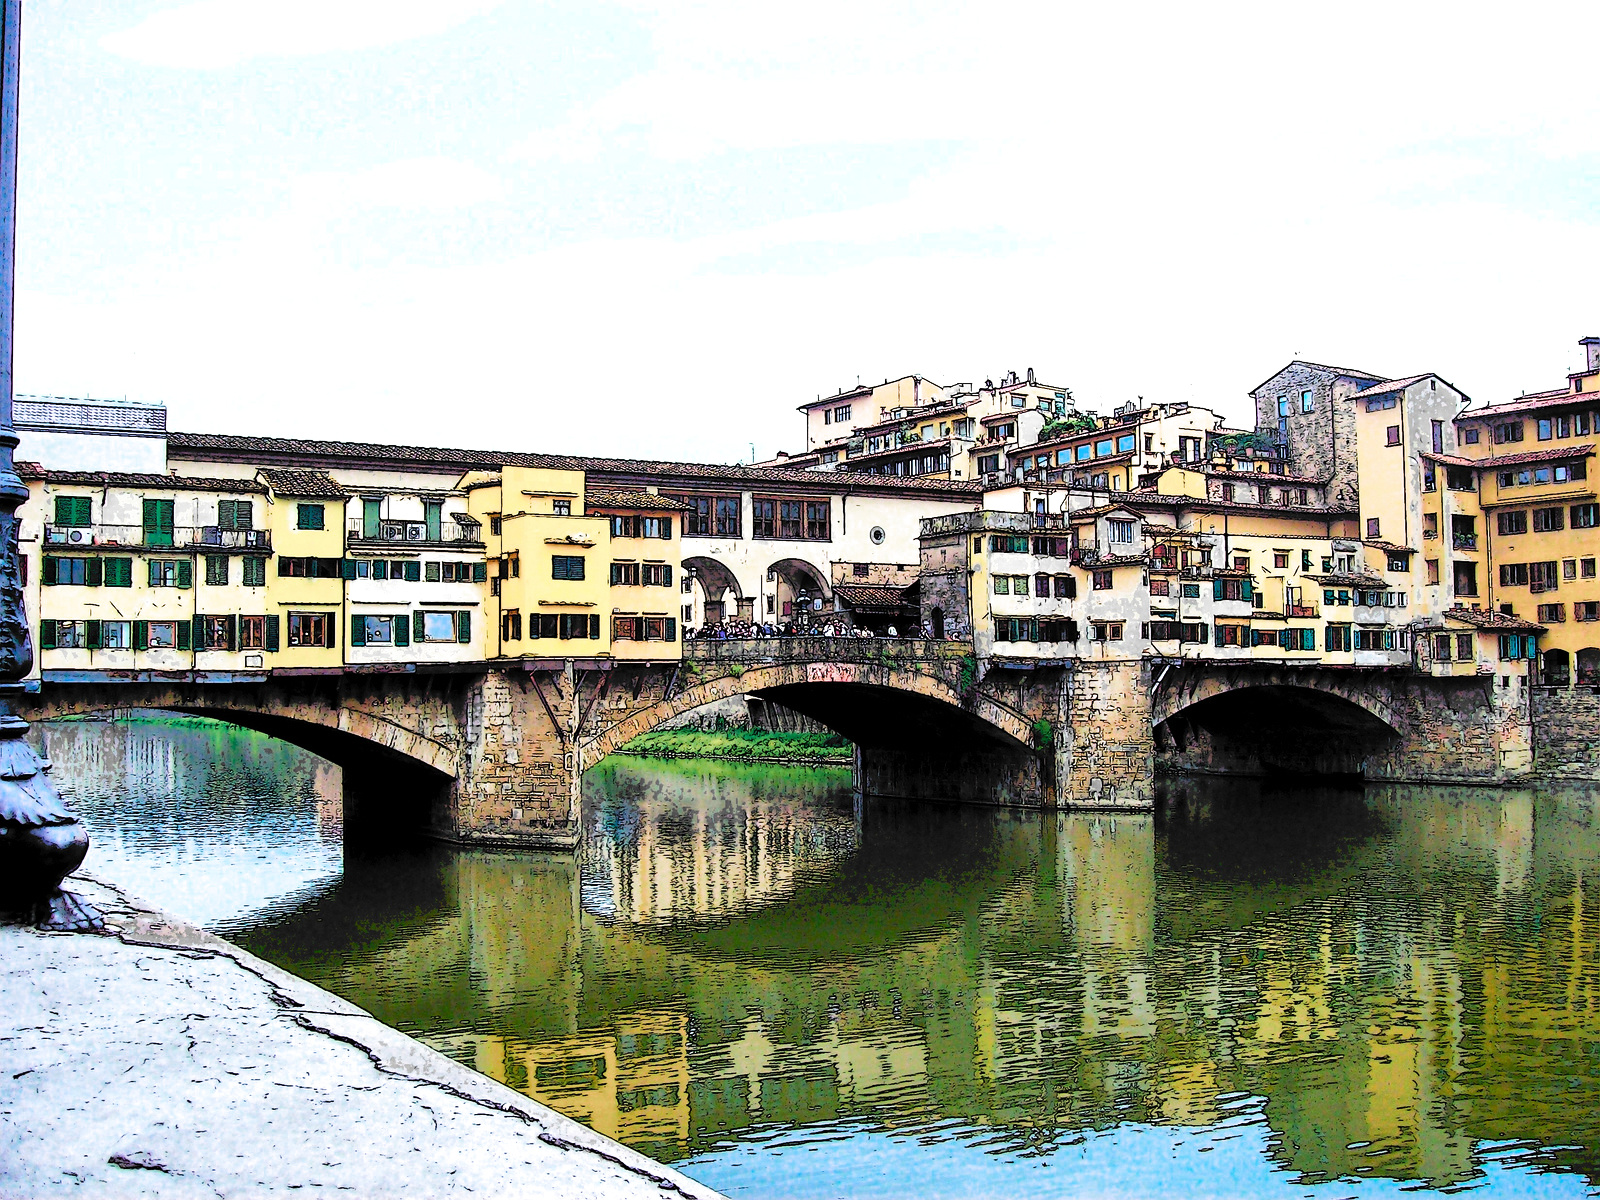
[
  {"x1": 43, "y1": 524, "x2": 272, "y2": 551},
  {"x1": 347, "y1": 518, "x2": 483, "y2": 547},
  {"x1": 1451, "y1": 533, "x2": 1478, "y2": 551},
  {"x1": 1286, "y1": 604, "x2": 1319, "y2": 619}
]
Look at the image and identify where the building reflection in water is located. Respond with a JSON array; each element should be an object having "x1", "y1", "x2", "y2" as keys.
[{"x1": 233, "y1": 759, "x2": 1600, "y2": 1192}]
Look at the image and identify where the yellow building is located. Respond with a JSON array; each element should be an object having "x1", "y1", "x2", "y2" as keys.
[{"x1": 255, "y1": 470, "x2": 347, "y2": 670}]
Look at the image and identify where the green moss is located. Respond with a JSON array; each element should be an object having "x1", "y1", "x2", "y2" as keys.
[{"x1": 615, "y1": 728, "x2": 852, "y2": 764}]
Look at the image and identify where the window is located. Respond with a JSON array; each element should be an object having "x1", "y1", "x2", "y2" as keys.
[
  {"x1": 552, "y1": 555, "x2": 585, "y2": 581},
  {"x1": 834, "y1": 404, "x2": 851, "y2": 423},
  {"x1": 288, "y1": 612, "x2": 333, "y2": 647},
  {"x1": 551, "y1": 613, "x2": 598, "y2": 640},
  {"x1": 489, "y1": 515, "x2": 502, "y2": 535},
  {"x1": 146, "y1": 621, "x2": 178, "y2": 649},
  {"x1": 1585, "y1": 558, "x2": 1598, "y2": 579},
  {"x1": 1432, "y1": 420, "x2": 1444, "y2": 454},
  {"x1": 1572, "y1": 504, "x2": 1600, "y2": 529},
  {"x1": 1498, "y1": 633, "x2": 1536, "y2": 661},
  {"x1": 204, "y1": 555, "x2": 228, "y2": 586},
  {"x1": 805, "y1": 501, "x2": 830, "y2": 540},
  {"x1": 1281, "y1": 627, "x2": 1317, "y2": 651},
  {"x1": 1301, "y1": 390, "x2": 1314, "y2": 413},
  {"x1": 1537, "y1": 603, "x2": 1566, "y2": 623},
  {"x1": 610, "y1": 515, "x2": 642, "y2": 538},
  {"x1": 1220, "y1": 483, "x2": 1234, "y2": 502},
  {"x1": 977, "y1": 453, "x2": 1000, "y2": 474},
  {"x1": 216, "y1": 500, "x2": 253, "y2": 531},
  {"x1": 53, "y1": 496, "x2": 91, "y2": 527},
  {"x1": 1325, "y1": 624, "x2": 1352, "y2": 652},
  {"x1": 502, "y1": 610, "x2": 522, "y2": 640},
  {"x1": 240, "y1": 616, "x2": 265, "y2": 650},
  {"x1": 1530, "y1": 560, "x2": 1560, "y2": 592},
  {"x1": 1493, "y1": 421, "x2": 1524, "y2": 444},
  {"x1": 1424, "y1": 461, "x2": 1437, "y2": 492},
  {"x1": 1108, "y1": 519, "x2": 1136, "y2": 544},
  {"x1": 242, "y1": 557, "x2": 267, "y2": 587},
  {"x1": 1497, "y1": 510, "x2": 1528, "y2": 535},
  {"x1": 1367, "y1": 517, "x2": 1381, "y2": 538},
  {"x1": 1576, "y1": 602, "x2": 1600, "y2": 622},
  {"x1": 102, "y1": 620, "x2": 132, "y2": 650},
  {"x1": 1500, "y1": 563, "x2": 1529, "y2": 586},
  {"x1": 1054, "y1": 574, "x2": 1075, "y2": 598},
  {"x1": 610, "y1": 561, "x2": 640, "y2": 586},
  {"x1": 1273, "y1": 552, "x2": 1289, "y2": 569},
  {"x1": 1214, "y1": 578, "x2": 1252, "y2": 602},
  {"x1": 43, "y1": 556, "x2": 90, "y2": 586},
  {"x1": 643, "y1": 563, "x2": 672, "y2": 586},
  {"x1": 1091, "y1": 621, "x2": 1125, "y2": 642},
  {"x1": 1565, "y1": 558, "x2": 1578, "y2": 581},
  {"x1": 1364, "y1": 395, "x2": 1398, "y2": 412},
  {"x1": 199, "y1": 615, "x2": 234, "y2": 650},
  {"x1": 779, "y1": 500, "x2": 803, "y2": 539},
  {"x1": 993, "y1": 575, "x2": 1010, "y2": 595},
  {"x1": 296, "y1": 504, "x2": 325, "y2": 530},
  {"x1": 1447, "y1": 467, "x2": 1475, "y2": 491},
  {"x1": 989, "y1": 534, "x2": 1029, "y2": 553},
  {"x1": 148, "y1": 559, "x2": 191, "y2": 588},
  {"x1": 421, "y1": 611, "x2": 464, "y2": 642},
  {"x1": 1533, "y1": 507, "x2": 1564, "y2": 532},
  {"x1": 1116, "y1": 434, "x2": 1135, "y2": 453},
  {"x1": 141, "y1": 498, "x2": 175, "y2": 547},
  {"x1": 1277, "y1": 395, "x2": 1289, "y2": 417},
  {"x1": 1092, "y1": 569, "x2": 1113, "y2": 590},
  {"x1": 1462, "y1": 427, "x2": 1480, "y2": 444},
  {"x1": 1385, "y1": 425, "x2": 1401, "y2": 447},
  {"x1": 1355, "y1": 628, "x2": 1398, "y2": 652},
  {"x1": 1453, "y1": 561, "x2": 1477, "y2": 596},
  {"x1": 1214, "y1": 623, "x2": 1247, "y2": 647},
  {"x1": 753, "y1": 499, "x2": 776, "y2": 539},
  {"x1": 1182, "y1": 583, "x2": 1201, "y2": 598}
]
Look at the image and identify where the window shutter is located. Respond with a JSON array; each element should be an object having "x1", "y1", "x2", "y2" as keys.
[
  {"x1": 41, "y1": 556, "x2": 56, "y2": 586},
  {"x1": 665, "y1": 617, "x2": 676, "y2": 641},
  {"x1": 264, "y1": 614, "x2": 280, "y2": 652},
  {"x1": 341, "y1": 559, "x2": 356, "y2": 580},
  {"x1": 425, "y1": 561, "x2": 440, "y2": 583},
  {"x1": 1213, "y1": 579, "x2": 1224, "y2": 601},
  {"x1": 413, "y1": 610, "x2": 425, "y2": 642},
  {"x1": 142, "y1": 498, "x2": 158, "y2": 540},
  {"x1": 351, "y1": 615, "x2": 366, "y2": 646},
  {"x1": 394, "y1": 614, "x2": 409, "y2": 647},
  {"x1": 589, "y1": 614, "x2": 600, "y2": 639},
  {"x1": 191, "y1": 615, "x2": 205, "y2": 650},
  {"x1": 177, "y1": 560, "x2": 193, "y2": 589},
  {"x1": 177, "y1": 621, "x2": 191, "y2": 651},
  {"x1": 326, "y1": 616, "x2": 335, "y2": 649},
  {"x1": 457, "y1": 611, "x2": 470, "y2": 643},
  {"x1": 39, "y1": 619, "x2": 55, "y2": 650},
  {"x1": 226, "y1": 615, "x2": 237, "y2": 651},
  {"x1": 86, "y1": 619, "x2": 102, "y2": 650},
  {"x1": 134, "y1": 621, "x2": 148, "y2": 651},
  {"x1": 660, "y1": 517, "x2": 671, "y2": 539},
  {"x1": 663, "y1": 565, "x2": 673, "y2": 586},
  {"x1": 473, "y1": 562, "x2": 487, "y2": 583},
  {"x1": 405, "y1": 561, "x2": 421, "y2": 582},
  {"x1": 148, "y1": 560, "x2": 160, "y2": 587},
  {"x1": 82, "y1": 557, "x2": 101, "y2": 588},
  {"x1": 1214, "y1": 625, "x2": 1223, "y2": 647},
  {"x1": 1241, "y1": 579, "x2": 1253, "y2": 602}
]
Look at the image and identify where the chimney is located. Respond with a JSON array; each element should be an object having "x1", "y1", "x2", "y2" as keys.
[
  {"x1": 1582, "y1": 336, "x2": 1600, "y2": 373},
  {"x1": 1026, "y1": 367, "x2": 1035, "y2": 385}
]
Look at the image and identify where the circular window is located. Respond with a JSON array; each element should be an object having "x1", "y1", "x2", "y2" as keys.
[{"x1": 869, "y1": 526, "x2": 886, "y2": 545}]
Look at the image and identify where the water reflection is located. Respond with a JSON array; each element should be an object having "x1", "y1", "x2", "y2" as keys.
[{"x1": 54, "y1": 717, "x2": 1600, "y2": 1199}]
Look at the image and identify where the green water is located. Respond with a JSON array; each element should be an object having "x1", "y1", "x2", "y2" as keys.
[{"x1": 46, "y1": 716, "x2": 1600, "y2": 1199}]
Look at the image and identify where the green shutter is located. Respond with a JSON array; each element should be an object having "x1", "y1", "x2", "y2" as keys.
[
  {"x1": 341, "y1": 558, "x2": 356, "y2": 580},
  {"x1": 1241, "y1": 579, "x2": 1253, "y2": 602},
  {"x1": 665, "y1": 617, "x2": 677, "y2": 641},
  {"x1": 589, "y1": 614, "x2": 600, "y2": 639},
  {"x1": 413, "y1": 610, "x2": 425, "y2": 642},
  {"x1": 177, "y1": 560, "x2": 193, "y2": 589},
  {"x1": 405, "y1": 560, "x2": 421, "y2": 582},
  {"x1": 264, "y1": 614, "x2": 280, "y2": 652},
  {"x1": 395, "y1": 613, "x2": 409, "y2": 647},
  {"x1": 143, "y1": 498, "x2": 174, "y2": 547},
  {"x1": 473, "y1": 562, "x2": 487, "y2": 583},
  {"x1": 41, "y1": 556, "x2": 56, "y2": 586},
  {"x1": 86, "y1": 619, "x2": 102, "y2": 650},
  {"x1": 457, "y1": 611, "x2": 470, "y2": 643},
  {"x1": 351, "y1": 615, "x2": 366, "y2": 646},
  {"x1": 148, "y1": 560, "x2": 158, "y2": 587},
  {"x1": 226, "y1": 615, "x2": 237, "y2": 651},
  {"x1": 363, "y1": 498, "x2": 381, "y2": 539},
  {"x1": 176, "y1": 621, "x2": 191, "y2": 651},
  {"x1": 1213, "y1": 579, "x2": 1224, "y2": 600},
  {"x1": 425, "y1": 561, "x2": 440, "y2": 583},
  {"x1": 108, "y1": 557, "x2": 132, "y2": 587},
  {"x1": 39, "y1": 619, "x2": 55, "y2": 650},
  {"x1": 133, "y1": 621, "x2": 148, "y2": 651},
  {"x1": 425, "y1": 501, "x2": 443, "y2": 543},
  {"x1": 192, "y1": 615, "x2": 205, "y2": 650}
]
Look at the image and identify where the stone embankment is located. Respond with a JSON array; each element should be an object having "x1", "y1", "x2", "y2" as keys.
[{"x1": 0, "y1": 874, "x2": 724, "y2": 1199}]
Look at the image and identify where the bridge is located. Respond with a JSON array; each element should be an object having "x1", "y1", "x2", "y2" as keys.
[{"x1": 19, "y1": 642, "x2": 1535, "y2": 848}]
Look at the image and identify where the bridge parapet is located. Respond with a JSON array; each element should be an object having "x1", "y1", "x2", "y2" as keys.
[{"x1": 684, "y1": 637, "x2": 972, "y2": 667}]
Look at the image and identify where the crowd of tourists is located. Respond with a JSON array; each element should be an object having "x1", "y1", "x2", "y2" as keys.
[{"x1": 685, "y1": 618, "x2": 929, "y2": 640}]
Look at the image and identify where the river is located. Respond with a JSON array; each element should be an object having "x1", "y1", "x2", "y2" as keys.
[{"x1": 41, "y1": 714, "x2": 1600, "y2": 1199}]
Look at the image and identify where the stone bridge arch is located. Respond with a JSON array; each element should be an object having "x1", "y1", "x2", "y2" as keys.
[{"x1": 1151, "y1": 664, "x2": 1400, "y2": 734}]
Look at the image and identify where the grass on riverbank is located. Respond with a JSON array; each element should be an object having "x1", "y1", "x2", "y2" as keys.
[{"x1": 616, "y1": 728, "x2": 853, "y2": 764}]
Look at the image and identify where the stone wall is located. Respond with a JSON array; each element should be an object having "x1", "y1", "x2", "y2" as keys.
[
  {"x1": 1058, "y1": 660, "x2": 1155, "y2": 810},
  {"x1": 1251, "y1": 364, "x2": 1375, "y2": 506},
  {"x1": 1532, "y1": 684, "x2": 1600, "y2": 780}
]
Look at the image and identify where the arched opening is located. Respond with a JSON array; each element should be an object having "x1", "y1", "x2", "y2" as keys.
[
  {"x1": 1158, "y1": 684, "x2": 1399, "y2": 779},
  {"x1": 681, "y1": 555, "x2": 744, "y2": 628},
  {"x1": 930, "y1": 607, "x2": 946, "y2": 639},
  {"x1": 1541, "y1": 648, "x2": 1572, "y2": 687},
  {"x1": 766, "y1": 558, "x2": 831, "y2": 628},
  {"x1": 1578, "y1": 647, "x2": 1600, "y2": 685}
]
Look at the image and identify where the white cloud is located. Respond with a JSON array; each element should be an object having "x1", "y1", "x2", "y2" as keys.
[
  {"x1": 101, "y1": 0, "x2": 508, "y2": 69},
  {"x1": 290, "y1": 158, "x2": 505, "y2": 218}
]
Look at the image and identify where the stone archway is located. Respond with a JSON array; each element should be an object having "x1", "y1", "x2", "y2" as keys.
[
  {"x1": 766, "y1": 557, "x2": 832, "y2": 625},
  {"x1": 681, "y1": 555, "x2": 745, "y2": 626}
]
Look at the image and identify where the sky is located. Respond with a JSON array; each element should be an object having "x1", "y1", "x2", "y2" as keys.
[{"x1": 15, "y1": 1, "x2": 1600, "y2": 465}]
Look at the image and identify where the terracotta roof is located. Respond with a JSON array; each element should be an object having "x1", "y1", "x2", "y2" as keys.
[
  {"x1": 19, "y1": 465, "x2": 266, "y2": 493},
  {"x1": 1085, "y1": 554, "x2": 1148, "y2": 568},
  {"x1": 1306, "y1": 572, "x2": 1389, "y2": 588},
  {"x1": 833, "y1": 584, "x2": 917, "y2": 609},
  {"x1": 1352, "y1": 373, "x2": 1468, "y2": 402},
  {"x1": 258, "y1": 468, "x2": 346, "y2": 498},
  {"x1": 1363, "y1": 540, "x2": 1415, "y2": 554},
  {"x1": 1121, "y1": 492, "x2": 1359, "y2": 518},
  {"x1": 1423, "y1": 444, "x2": 1595, "y2": 470},
  {"x1": 1207, "y1": 468, "x2": 1326, "y2": 485},
  {"x1": 1458, "y1": 388, "x2": 1590, "y2": 421},
  {"x1": 1069, "y1": 504, "x2": 1141, "y2": 520},
  {"x1": 168, "y1": 432, "x2": 981, "y2": 497},
  {"x1": 583, "y1": 489, "x2": 694, "y2": 513},
  {"x1": 1439, "y1": 607, "x2": 1544, "y2": 633}
]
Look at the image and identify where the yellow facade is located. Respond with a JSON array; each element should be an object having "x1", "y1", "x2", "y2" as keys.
[{"x1": 260, "y1": 478, "x2": 346, "y2": 670}]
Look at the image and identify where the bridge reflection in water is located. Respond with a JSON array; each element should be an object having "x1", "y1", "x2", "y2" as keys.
[{"x1": 224, "y1": 756, "x2": 1600, "y2": 1196}]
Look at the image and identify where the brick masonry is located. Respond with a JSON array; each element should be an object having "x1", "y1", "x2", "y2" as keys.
[{"x1": 1531, "y1": 684, "x2": 1600, "y2": 780}]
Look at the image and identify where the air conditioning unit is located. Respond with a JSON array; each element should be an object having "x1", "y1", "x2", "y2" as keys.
[
  {"x1": 405, "y1": 524, "x2": 426, "y2": 542},
  {"x1": 380, "y1": 522, "x2": 407, "y2": 541},
  {"x1": 66, "y1": 529, "x2": 86, "y2": 544}
]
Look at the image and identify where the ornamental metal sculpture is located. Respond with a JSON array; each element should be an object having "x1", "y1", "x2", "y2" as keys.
[{"x1": 0, "y1": 0, "x2": 97, "y2": 931}]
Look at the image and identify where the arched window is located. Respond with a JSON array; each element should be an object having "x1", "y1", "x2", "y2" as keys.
[
  {"x1": 1577, "y1": 648, "x2": 1600, "y2": 685},
  {"x1": 1542, "y1": 648, "x2": 1571, "y2": 687}
]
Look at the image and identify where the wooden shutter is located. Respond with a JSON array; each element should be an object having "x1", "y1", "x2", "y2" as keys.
[
  {"x1": 133, "y1": 621, "x2": 148, "y2": 651},
  {"x1": 341, "y1": 559, "x2": 356, "y2": 580},
  {"x1": 1213, "y1": 579, "x2": 1224, "y2": 601},
  {"x1": 660, "y1": 517, "x2": 671, "y2": 539},
  {"x1": 665, "y1": 617, "x2": 676, "y2": 641},
  {"x1": 41, "y1": 556, "x2": 56, "y2": 586},
  {"x1": 177, "y1": 621, "x2": 191, "y2": 651},
  {"x1": 350, "y1": 615, "x2": 366, "y2": 646},
  {"x1": 425, "y1": 561, "x2": 440, "y2": 583},
  {"x1": 177, "y1": 560, "x2": 193, "y2": 589},
  {"x1": 588, "y1": 614, "x2": 600, "y2": 639},
  {"x1": 456, "y1": 611, "x2": 470, "y2": 643},
  {"x1": 413, "y1": 610, "x2": 425, "y2": 642},
  {"x1": 191, "y1": 615, "x2": 205, "y2": 649},
  {"x1": 39, "y1": 619, "x2": 55, "y2": 650},
  {"x1": 86, "y1": 619, "x2": 102, "y2": 650},
  {"x1": 405, "y1": 561, "x2": 421, "y2": 582},
  {"x1": 226, "y1": 615, "x2": 237, "y2": 651},
  {"x1": 264, "y1": 614, "x2": 280, "y2": 652},
  {"x1": 394, "y1": 613, "x2": 409, "y2": 647},
  {"x1": 472, "y1": 562, "x2": 487, "y2": 582}
]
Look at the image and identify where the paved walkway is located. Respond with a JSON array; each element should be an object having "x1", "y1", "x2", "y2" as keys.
[{"x1": 1, "y1": 874, "x2": 724, "y2": 1198}]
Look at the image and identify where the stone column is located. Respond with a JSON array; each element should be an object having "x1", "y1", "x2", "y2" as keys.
[{"x1": 1058, "y1": 660, "x2": 1155, "y2": 811}]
